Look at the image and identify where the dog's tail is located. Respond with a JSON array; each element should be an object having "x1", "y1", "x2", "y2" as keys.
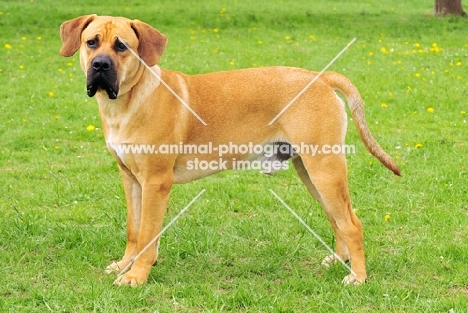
[{"x1": 322, "y1": 72, "x2": 401, "y2": 176}]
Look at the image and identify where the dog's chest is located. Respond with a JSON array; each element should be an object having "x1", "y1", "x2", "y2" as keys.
[
  {"x1": 98, "y1": 98, "x2": 138, "y2": 168},
  {"x1": 101, "y1": 115, "x2": 133, "y2": 168},
  {"x1": 105, "y1": 131, "x2": 128, "y2": 167}
]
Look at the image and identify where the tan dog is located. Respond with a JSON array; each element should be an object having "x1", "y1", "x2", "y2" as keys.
[{"x1": 60, "y1": 15, "x2": 400, "y2": 287}]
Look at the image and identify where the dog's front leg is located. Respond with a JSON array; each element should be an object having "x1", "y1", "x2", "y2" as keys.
[
  {"x1": 114, "y1": 171, "x2": 173, "y2": 287},
  {"x1": 105, "y1": 165, "x2": 141, "y2": 275}
]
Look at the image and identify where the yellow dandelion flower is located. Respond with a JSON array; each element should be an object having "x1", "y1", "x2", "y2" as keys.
[
  {"x1": 388, "y1": 92, "x2": 393, "y2": 97},
  {"x1": 380, "y1": 47, "x2": 388, "y2": 54},
  {"x1": 285, "y1": 36, "x2": 291, "y2": 41},
  {"x1": 430, "y1": 43, "x2": 440, "y2": 52},
  {"x1": 21, "y1": 36, "x2": 26, "y2": 41},
  {"x1": 49, "y1": 91, "x2": 54, "y2": 97},
  {"x1": 229, "y1": 61, "x2": 235, "y2": 66},
  {"x1": 55, "y1": 115, "x2": 60, "y2": 120},
  {"x1": 427, "y1": 107, "x2": 434, "y2": 113},
  {"x1": 87, "y1": 124, "x2": 95, "y2": 131},
  {"x1": 385, "y1": 214, "x2": 391, "y2": 221},
  {"x1": 257, "y1": 40, "x2": 263, "y2": 44},
  {"x1": 414, "y1": 43, "x2": 420, "y2": 48},
  {"x1": 461, "y1": 110, "x2": 466, "y2": 114},
  {"x1": 369, "y1": 52, "x2": 374, "y2": 56},
  {"x1": 19, "y1": 65, "x2": 24, "y2": 70},
  {"x1": 67, "y1": 62, "x2": 73, "y2": 67},
  {"x1": 22, "y1": 118, "x2": 28, "y2": 123},
  {"x1": 415, "y1": 73, "x2": 420, "y2": 77},
  {"x1": 415, "y1": 143, "x2": 423, "y2": 149},
  {"x1": 213, "y1": 28, "x2": 219, "y2": 33},
  {"x1": 37, "y1": 36, "x2": 42, "y2": 40},
  {"x1": 456, "y1": 61, "x2": 462, "y2": 66},
  {"x1": 5, "y1": 43, "x2": 12, "y2": 49},
  {"x1": 55, "y1": 146, "x2": 59, "y2": 150},
  {"x1": 381, "y1": 103, "x2": 388, "y2": 108},
  {"x1": 309, "y1": 35, "x2": 316, "y2": 40}
]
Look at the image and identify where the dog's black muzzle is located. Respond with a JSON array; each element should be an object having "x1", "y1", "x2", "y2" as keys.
[{"x1": 87, "y1": 55, "x2": 119, "y2": 99}]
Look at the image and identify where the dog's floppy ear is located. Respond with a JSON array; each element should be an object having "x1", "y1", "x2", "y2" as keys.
[
  {"x1": 130, "y1": 20, "x2": 168, "y2": 67},
  {"x1": 60, "y1": 14, "x2": 96, "y2": 57}
]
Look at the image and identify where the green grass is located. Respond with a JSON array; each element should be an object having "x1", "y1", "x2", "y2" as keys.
[{"x1": 1, "y1": 0, "x2": 468, "y2": 311}]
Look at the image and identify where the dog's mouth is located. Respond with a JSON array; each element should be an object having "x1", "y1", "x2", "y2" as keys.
[
  {"x1": 86, "y1": 56, "x2": 119, "y2": 100},
  {"x1": 87, "y1": 73, "x2": 119, "y2": 99}
]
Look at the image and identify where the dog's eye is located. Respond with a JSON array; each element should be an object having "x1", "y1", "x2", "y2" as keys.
[
  {"x1": 87, "y1": 39, "x2": 98, "y2": 48},
  {"x1": 116, "y1": 42, "x2": 127, "y2": 52}
]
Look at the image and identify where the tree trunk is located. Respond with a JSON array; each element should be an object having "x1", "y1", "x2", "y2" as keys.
[{"x1": 434, "y1": 0, "x2": 467, "y2": 16}]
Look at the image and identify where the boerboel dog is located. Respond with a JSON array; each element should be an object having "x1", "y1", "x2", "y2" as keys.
[{"x1": 60, "y1": 15, "x2": 400, "y2": 286}]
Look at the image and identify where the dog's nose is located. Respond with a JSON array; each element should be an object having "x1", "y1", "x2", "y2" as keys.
[{"x1": 92, "y1": 56, "x2": 112, "y2": 72}]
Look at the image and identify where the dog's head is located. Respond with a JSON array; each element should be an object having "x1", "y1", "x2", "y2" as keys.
[{"x1": 60, "y1": 15, "x2": 167, "y2": 99}]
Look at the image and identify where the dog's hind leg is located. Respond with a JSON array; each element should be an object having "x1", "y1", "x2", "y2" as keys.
[
  {"x1": 292, "y1": 155, "x2": 366, "y2": 285},
  {"x1": 292, "y1": 157, "x2": 350, "y2": 265}
]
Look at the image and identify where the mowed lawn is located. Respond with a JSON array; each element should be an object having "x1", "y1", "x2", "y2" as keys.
[{"x1": 1, "y1": 0, "x2": 468, "y2": 312}]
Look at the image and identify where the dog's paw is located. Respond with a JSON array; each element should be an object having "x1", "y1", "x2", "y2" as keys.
[
  {"x1": 105, "y1": 261, "x2": 122, "y2": 275},
  {"x1": 105, "y1": 259, "x2": 132, "y2": 275},
  {"x1": 321, "y1": 253, "x2": 345, "y2": 268},
  {"x1": 342, "y1": 273, "x2": 366, "y2": 285},
  {"x1": 113, "y1": 268, "x2": 150, "y2": 287}
]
